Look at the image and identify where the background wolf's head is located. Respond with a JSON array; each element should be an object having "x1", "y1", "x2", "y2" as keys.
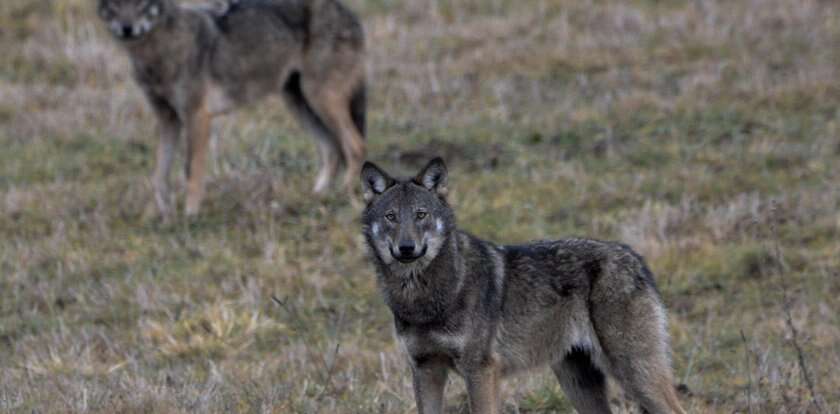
[
  {"x1": 97, "y1": 0, "x2": 171, "y2": 40},
  {"x1": 360, "y1": 158, "x2": 456, "y2": 271}
]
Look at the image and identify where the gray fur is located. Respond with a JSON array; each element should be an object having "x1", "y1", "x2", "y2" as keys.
[
  {"x1": 98, "y1": 0, "x2": 366, "y2": 218},
  {"x1": 361, "y1": 158, "x2": 686, "y2": 414}
]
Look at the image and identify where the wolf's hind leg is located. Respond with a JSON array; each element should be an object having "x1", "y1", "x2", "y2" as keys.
[
  {"x1": 596, "y1": 299, "x2": 686, "y2": 414},
  {"x1": 282, "y1": 72, "x2": 341, "y2": 194},
  {"x1": 301, "y1": 70, "x2": 365, "y2": 191},
  {"x1": 609, "y1": 353, "x2": 685, "y2": 414},
  {"x1": 552, "y1": 347, "x2": 613, "y2": 414}
]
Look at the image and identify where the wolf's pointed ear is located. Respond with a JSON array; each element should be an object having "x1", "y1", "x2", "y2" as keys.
[
  {"x1": 415, "y1": 157, "x2": 448, "y2": 196},
  {"x1": 361, "y1": 161, "x2": 395, "y2": 202}
]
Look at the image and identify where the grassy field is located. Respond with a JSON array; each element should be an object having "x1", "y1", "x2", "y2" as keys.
[{"x1": 1, "y1": 0, "x2": 839, "y2": 412}]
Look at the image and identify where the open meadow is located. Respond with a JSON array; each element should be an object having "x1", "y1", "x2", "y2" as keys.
[{"x1": 1, "y1": 0, "x2": 839, "y2": 412}]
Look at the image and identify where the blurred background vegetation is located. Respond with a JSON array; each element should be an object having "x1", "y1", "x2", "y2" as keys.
[{"x1": 0, "y1": 0, "x2": 839, "y2": 412}]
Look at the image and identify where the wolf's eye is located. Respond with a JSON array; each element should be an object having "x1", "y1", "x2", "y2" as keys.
[
  {"x1": 415, "y1": 211, "x2": 427, "y2": 220},
  {"x1": 385, "y1": 212, "x2": 396, "y2": 222}
]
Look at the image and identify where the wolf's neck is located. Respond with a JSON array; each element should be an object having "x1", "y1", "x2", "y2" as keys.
[
  {"x1": 123, "y1": 8, "x2": 190, "y2": 59},
  {"x1": 381, "y1": 231, "x2": 468, "y2": 326}
]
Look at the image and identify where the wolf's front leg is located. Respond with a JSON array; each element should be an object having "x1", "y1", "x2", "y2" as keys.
[
  {"x1": 146, "y1": 116, "x2": 180, "y2": 222},
  {"x1": 465, "y1": 360, "x2": 501, "y2": 414},
  {"x1": 184, "y1": 103, "x2": 212, "y2": 216},
  {"x1": 411, "y1": 358, "x2": 449, "y2": 414}
]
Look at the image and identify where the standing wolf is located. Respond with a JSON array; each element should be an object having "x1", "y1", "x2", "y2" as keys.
[
  {"x1": 97, "y1": 0, "x2": 365, "y2": 217},
  {"x1": 360, "y1": 158, "x2": 686, "y2": 414}
]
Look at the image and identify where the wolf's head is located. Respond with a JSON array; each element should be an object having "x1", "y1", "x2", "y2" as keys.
[
  {"x1": 97, "y1": 0, "x2": 171, "y2": 40},
  {"x1": 361, "y1": 158, "x2": 455, "y2": 272}
]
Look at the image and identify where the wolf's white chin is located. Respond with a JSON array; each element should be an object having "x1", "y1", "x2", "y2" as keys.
[{"x1": 392, "y1": 260, "x2": 429, "y2": 281}]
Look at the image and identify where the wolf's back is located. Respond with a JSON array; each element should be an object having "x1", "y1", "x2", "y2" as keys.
[
  {"x1": 212, "y1": 0, "x2": 309, "y2": 35},
  {"x1": 214, "y1": 0, "x2": 361, "y2": 43}
]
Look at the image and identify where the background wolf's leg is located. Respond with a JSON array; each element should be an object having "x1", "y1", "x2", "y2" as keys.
[
  {"x1": 551, "y1": 348, "x2": 613, "y2": 414},
  {"x1": 151, "y1": 118, "x2": 180, "y2": 218},
  {"x1": 302, "y1": 71, "x2": 365, "y2": 191},
  {"x1": 283, "y1": 74, "x2": 341, "y2": 194},
  {"x1": 411, "y1": 358, "x2": 448, "y2": 414},
  {"x1": 312, "y1": 134, "x2": 343, "y2": 194},
  {"x1": 143, "y1": 95, "x2": 182, "y2": 221},
  {"x1": 184, "y1": 104, "x2": 212, "y2": 216},
  {"x1": 331, "y1": 97, "x2": 365, "y2": 189}
]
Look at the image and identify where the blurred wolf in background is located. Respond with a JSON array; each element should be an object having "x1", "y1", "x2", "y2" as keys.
[
  {"x1": 360, "y1": 158, "x2": 686, "y2": 414},
  {"x1": 97, "y1": 0, "x2": 366, "y2": 218}
]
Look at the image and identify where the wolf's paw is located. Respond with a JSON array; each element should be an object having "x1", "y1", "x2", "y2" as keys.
[{"x1": 142, "y1": 200, "x2": 174, "y2": 226}]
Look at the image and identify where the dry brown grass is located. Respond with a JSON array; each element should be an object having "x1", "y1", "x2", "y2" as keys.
[{"x1": 1, "y1": 0, "x2": 839, "y2": 412}]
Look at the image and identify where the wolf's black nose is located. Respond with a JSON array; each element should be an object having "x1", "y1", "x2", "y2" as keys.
[
  {"x1": 398, "y1": 242, "x2": 415, "y2": 256},
  {"x1": 121, "y1": 25, "x2": 133, "y2": 37}
]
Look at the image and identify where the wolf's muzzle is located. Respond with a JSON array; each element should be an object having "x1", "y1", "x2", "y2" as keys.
[
  {"x1": 391, "y1": 244, "x2": 427, "y2": 263},
  {"x1": 111, "y1": 22, "x2": 150, "y2": 40}
]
